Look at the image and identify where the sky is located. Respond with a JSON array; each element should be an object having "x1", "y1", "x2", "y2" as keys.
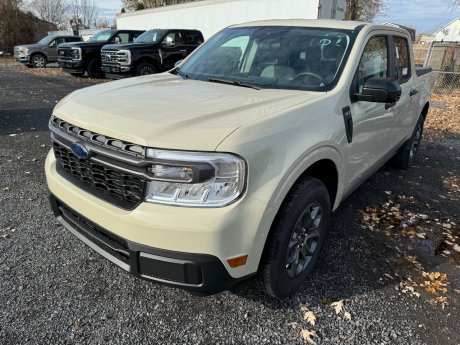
[{"x1": 97, "y1": 0, "x2": 460, "y2": 34}]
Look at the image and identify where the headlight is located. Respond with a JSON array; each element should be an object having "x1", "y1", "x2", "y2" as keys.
[
  {"x1": 70, "y1": 47, "x2": 81, "y2": 60},
  {"x1": 20, "y1": 48, "x2": 28, "y2": 55},
  {"x1": 145, "y1": 149, "x2": 246, "y2": 207},
  {"x1": 118, "y1": 50, "x2": 131, "y2": 65}
]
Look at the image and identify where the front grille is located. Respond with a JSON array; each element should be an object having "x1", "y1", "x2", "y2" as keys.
[
  {"x1": 50, "y1": 116, "x2": 145, "y2": 157},
  {"x1": 58, "y1": 48, "x2": 73, "y2": 61},
  {"x1": 53, "y1": 142, "x2": 146, "y2": 209},
  {"x1": 101, "y1": 50, "x2": 129, "y2": 64}
]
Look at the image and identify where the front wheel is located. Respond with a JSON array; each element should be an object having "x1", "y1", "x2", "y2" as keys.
[
  {"x1": 261, "y1": 177, "x2": 331, "y2": 298},
  {"x1": 135, "y1": 62, "x2": 157, "y2": 76},
  {"x1": 392, "y1": 114, "x2": 425, "y2": 170},
  {"x1": 31, "y1": 54, "x2": 47, "y2": 68},
  {"x1": 87, "y1": 58, "x2": 103, "y2": 78}
]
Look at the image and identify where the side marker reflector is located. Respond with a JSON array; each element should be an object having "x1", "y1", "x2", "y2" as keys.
[{"x1": 227, "y1": 255, "x2": 248, "y2": 268}]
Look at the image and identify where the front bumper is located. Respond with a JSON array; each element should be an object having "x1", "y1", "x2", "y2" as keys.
[
  {"x1": 45, "y1": 149, "x2": 275, "y2": 293},
  {"x1": 102, "y1": 64, "x2": 133, "y2": 79},
  {"x1": 49, "y1": 195, "x2": 251, "y2": 294},
  {"x1": 14, "y1": 54, "x2": 30, "y2": 63},
  {"x1": 59, "y1": 60, "x2": 85, "y2": 73}
]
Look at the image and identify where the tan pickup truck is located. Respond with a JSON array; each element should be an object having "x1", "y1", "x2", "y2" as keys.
[{"x1": 45, "y1": 19, "x2": 434, "y2": 298}]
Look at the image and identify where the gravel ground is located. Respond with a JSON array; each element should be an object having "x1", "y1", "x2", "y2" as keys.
[{"x1": 1, "y1": 60, "x2": 459, "y2": 345}]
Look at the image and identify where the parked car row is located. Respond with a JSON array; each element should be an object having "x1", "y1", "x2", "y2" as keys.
[{"x1": 14, "y1": 28, "x2": 204, "y2": 79}]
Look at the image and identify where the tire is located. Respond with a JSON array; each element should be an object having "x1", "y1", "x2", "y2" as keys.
[
  {"x1": 392, "y1": 114, "x2": 425, "y2": 170},
  {"x1": 87, "y1": 58, "x2": 103, "y2": 78},
  {"x1": 31, "y1": 54, "x2": 47, "y2": 68},
  {"x1": 135, "y1": 62, "x2": 157, "y2": 76},
  {"x1": 261, "y1": 177, "x2": 331, "y2": 298},
  {"x1": 70, "y1": 72, "x2": 84, "y2": 77}
]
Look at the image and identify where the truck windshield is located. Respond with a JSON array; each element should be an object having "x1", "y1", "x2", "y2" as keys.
[
  {"x1": 177, "y1": 26, "x2": 357, "y2": 91},
  {"x1": 88, "y1": 30, "x2": 114, "y2": 42},
  {"x1": 37, "y1": 36, "x2": 54, "y2": 45},
  {"x1": 134, "y1": 29, "x2": 165, "y2": 43}
]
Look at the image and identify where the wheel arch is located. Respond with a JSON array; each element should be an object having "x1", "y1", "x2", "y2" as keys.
[
  {"x1": 256, "y1": 148, "x2": 343, "y2": 273},
  {"x1": 421, "y1": 102, "x2": 429, "y2": 119}
]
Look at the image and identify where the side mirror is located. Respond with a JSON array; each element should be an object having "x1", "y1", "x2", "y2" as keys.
[
  {"x1": 174, "y1": 59, "x2": 184, "y2": 68},
  {"x1": 355, "y1": 78, "x2": 401, "y2": 103}
]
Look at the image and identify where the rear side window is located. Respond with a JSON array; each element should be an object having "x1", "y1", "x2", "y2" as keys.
[
  {"x1": 393, "y1": 36, "x2": 411, "y2": 82},
  {"x1": 66, "y1": 37, "x2": 80, "y2": 42},
  {"x1": 357, "y1": 36, "x2": 389, "y2": 92},
  {"x1": 184, "y1": 31, "x2": 203, "y2": 45}
]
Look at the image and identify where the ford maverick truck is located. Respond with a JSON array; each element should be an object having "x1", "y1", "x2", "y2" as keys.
[
  {"x1": 45, "y1": 20, "x2": 434, "y2": 298},
  {"x1": 101, "y1": 29, "x2": 204, "y2": 79},
  {"x1": 14, "y1": 35, "x2": 81, "y2": 68},
  {"x1": 57, "y1": 29, "x2": 144, "y2": 78}
]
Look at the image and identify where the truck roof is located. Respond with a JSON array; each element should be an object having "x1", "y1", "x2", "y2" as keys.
[{"x1": 230, "y1": 19, "x2": 411, "y2": 35}]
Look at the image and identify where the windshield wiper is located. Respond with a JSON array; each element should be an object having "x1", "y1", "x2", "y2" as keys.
[
  {"x1": 174, "y1": 68, "x2": 189, "y2": 80},
  {"x1": 208, "y1": 77, "x2": 261, "y2": 90}
]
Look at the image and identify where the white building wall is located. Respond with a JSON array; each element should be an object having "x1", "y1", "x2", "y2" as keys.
[
  {"x1": 117, "y1": 0, "x2": 346, "y2": 39},
  {"x1": 434, "y1": 19, "x2": 460, "y2": 42}
]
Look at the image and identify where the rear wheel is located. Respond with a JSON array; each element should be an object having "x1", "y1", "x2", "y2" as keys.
[
  {"x1": 87, "y1": 58, "x2": 103, "y2": 78},
  {"x1": 135, "y1": 62, "x2": 157, "y2": 76},
  {"x1": 261, "y1": 177, "x2": 331, "y2": 298},
  {"x1": 393, "y1": 114, "x2": 425, "y2": 169},
  {"x1": 31, "y1": 54, "x2": 47, "y2": 68}
]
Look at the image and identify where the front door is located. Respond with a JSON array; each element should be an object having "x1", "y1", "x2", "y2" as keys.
[{"x1": 344, "y1": 34, "x2": 398, "y2": 191}]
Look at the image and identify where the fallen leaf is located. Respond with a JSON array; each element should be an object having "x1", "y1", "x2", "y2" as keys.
[
  {"x1": 300, "y1": 329, "x2": 317, "y2": 344},
  {"x1": 344, "y1": 311, "x2": 352, "y2": 320},
  {"x1": 287, "y1": 321, "x2": 299, "y2": 329},
  {"x1": 9, "y1": 133, "x2": 17, "y2": 137},
  {"x1": 330, "y1": 300, "x2": 343, "y2": 315},
  {"x1": 453, "y1": 244, "x2": 460, "y2": 253},
  {"x1": 304, "y1": 311, "x2": 316, "y2": 326}
]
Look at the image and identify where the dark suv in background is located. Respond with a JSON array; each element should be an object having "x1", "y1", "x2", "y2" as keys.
[
  {"x1": 14, "y1": 35, "x2": 81, "y2": 68},
  {"x1": 58, "y1": 29, "x2": 144, "y2": 78},
  {"x1": 101, "y1": 29, "x2": 204, "y2": 79}
]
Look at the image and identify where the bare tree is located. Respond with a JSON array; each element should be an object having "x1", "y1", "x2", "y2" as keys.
[
  {"x1": 27, "y1": 0, "x2": 68, "y2": 29},
  {"x1": 68, "y1": 0, "x2": 97, "y2": 28},
  {"x1": 122, "y1": 0, "x2": 200, "y2": 11},
  {"x1": 345, "y1": 0, "x2": 383, "y2": 21}
]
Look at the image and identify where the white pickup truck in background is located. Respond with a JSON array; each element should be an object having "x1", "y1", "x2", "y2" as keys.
[{"x1": 45, "y1": 20, "x2": 434, "y2": 298}]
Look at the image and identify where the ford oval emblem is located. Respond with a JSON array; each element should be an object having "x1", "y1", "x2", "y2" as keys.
[{"x1": 70, "y1": 142, "x2": 90, "y2": 159}]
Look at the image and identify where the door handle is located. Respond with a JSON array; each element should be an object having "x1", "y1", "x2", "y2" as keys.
[
  {"x1": 180, "y1": 49, "x2": 187, "y2": 52},
  {"x1": 410, "y1": 89, "x2": 418, "y2": 97}
]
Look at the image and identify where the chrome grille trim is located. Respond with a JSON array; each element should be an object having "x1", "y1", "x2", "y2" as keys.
[{"x1": 50, "y1": 116, "x2": 146, "y2": 158}]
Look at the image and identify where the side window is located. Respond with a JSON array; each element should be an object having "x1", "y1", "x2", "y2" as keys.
[
  {"x1": 184, "y1": 32, "x2": 202, "y2": 45},
  {"x1": 48, "y1": 39, "x2": 57, "y2": 48},
  {"x1": 357, "y1": 36, "x2": 389, "y2": 92},
  {"x1": 163, "y1": 32, "x2": 181, "y2": 46},
  {"x1": 55, "y1": 37, "x2": 66, "y2": 45},
  {"x1": 393, "y1": 36, "x2": 411, "y2": 82},
  {"x1": 115, "y1": 33, "x2": 130, "y2": 43}
]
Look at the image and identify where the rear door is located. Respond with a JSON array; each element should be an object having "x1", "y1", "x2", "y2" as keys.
[
  {"x1": 183, "y1": 30, "x2": 204, "y2": 55},
  {"x1": 390, "y1": 34, "x2": 418, "y2": 144}
]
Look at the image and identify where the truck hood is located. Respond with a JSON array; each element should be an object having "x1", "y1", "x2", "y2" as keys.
[
  {"x1": 53, "y1": 73, "x2": 325, "y2": 151},
  {"x1": 102, "y1": 43, "x2": 157, "y2": 51},
  {"x1": 59, "y1": 42, "x2": 106, "y2": 49},
  {"x1": 15, "y1": 44, "x2": 44, "y2": 49}
]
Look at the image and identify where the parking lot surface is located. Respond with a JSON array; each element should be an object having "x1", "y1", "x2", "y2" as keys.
[{"x1": 1, "y1": 60, "x2": 459, "y2": 344}]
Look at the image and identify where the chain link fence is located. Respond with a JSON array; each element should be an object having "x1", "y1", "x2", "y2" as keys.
[{"x1": 413, "y1": 42, "x2": 460, "y2": 95}]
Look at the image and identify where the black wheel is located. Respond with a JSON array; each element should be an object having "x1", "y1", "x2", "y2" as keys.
[
  {"x1": 135, "y1": 62, "x2": 157, "y2": 76},
  {"x1": 31, "y1": 54, "x2": 47, "y2": 68},
  {"x1": 87, "y1": 58, "x2": 103, "y2": 78},
  {"x1": 262, "y1": 177, "x2": 331, "y2": 298},
  {"x1": 70, "y1": 72, "x2": 84, "y2": 77},
  {"x1": 393, "y1": 115, "x2": 425, "y2": 170}
]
